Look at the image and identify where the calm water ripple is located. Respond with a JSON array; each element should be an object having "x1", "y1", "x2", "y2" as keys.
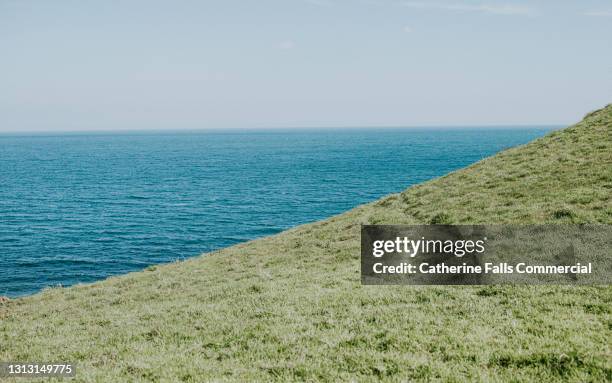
[{"x1": 0, "y1": 128, "x2": 554, "y2": 297}]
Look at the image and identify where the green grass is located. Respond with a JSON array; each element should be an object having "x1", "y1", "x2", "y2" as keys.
[{"x1": 1, "y1": 105, "x2": 611, "y2": 382}]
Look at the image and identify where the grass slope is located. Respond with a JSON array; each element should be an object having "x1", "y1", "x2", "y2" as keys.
[{"x1": 1, "y1": 105, "x2": 611, "y2": 382}]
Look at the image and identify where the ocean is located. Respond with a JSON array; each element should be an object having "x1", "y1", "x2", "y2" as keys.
[{"x1": 0, "y1": 127, "x2": 555, "y2": 297}]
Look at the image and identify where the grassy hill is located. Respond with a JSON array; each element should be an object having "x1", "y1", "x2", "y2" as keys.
[{"x1": 1, "y1": 105, "x2": 611, "y2": 382}]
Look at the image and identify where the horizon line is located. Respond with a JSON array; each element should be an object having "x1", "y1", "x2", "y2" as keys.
[{"x1": 0, "y1": 124, "x2": 564, "y2": 136}]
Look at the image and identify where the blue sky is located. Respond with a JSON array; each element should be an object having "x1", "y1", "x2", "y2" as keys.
[{"x1": 1, "y1": 0, "x2": 611, "y2": 131}]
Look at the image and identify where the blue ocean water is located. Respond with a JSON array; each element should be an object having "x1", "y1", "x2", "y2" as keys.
[{"x1": 0, "y1": 128, "x2": 554, "y2": 297}]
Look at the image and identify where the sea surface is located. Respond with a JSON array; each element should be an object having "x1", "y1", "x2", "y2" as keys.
[{"x1": 0, "y1": 127, "x2": 555, "y2": 297}]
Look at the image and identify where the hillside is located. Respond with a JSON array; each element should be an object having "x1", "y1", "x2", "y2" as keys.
[{"x1": 1, "y1": 105, "x2": 611, "y2": 382}]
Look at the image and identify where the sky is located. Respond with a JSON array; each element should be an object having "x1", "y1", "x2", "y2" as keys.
[{"x1": 1, "y1": 0, "x2": 611, "y2": 132}]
